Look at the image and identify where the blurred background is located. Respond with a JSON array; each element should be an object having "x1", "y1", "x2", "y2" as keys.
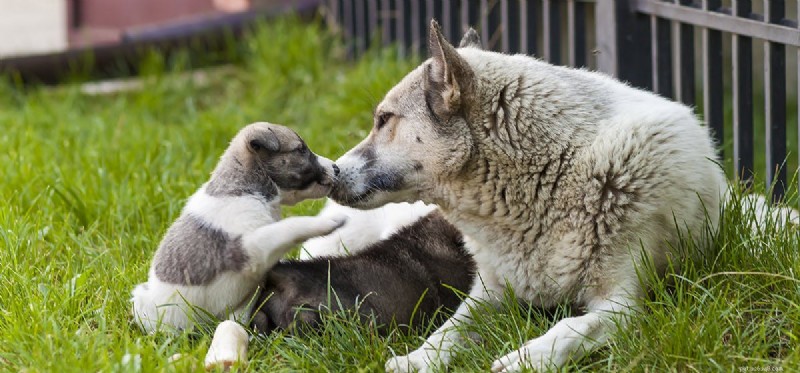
[{"x1": 0, "y1": 0, "x2": 294, "y2": 58}]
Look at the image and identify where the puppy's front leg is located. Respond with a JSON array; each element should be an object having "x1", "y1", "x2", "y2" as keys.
[{"x1": 242, "y1": 214, "x2": 347, "y2": 272}]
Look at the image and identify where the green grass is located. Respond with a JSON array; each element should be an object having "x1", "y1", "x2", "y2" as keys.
[{"x1": 1, "y1": 17, "x2": 799, "y2": 373}]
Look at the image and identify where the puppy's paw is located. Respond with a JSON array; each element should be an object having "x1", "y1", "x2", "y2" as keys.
[
  {"x1": 318, "y1": 213, "x2": 348, "y2": 235},
  {"x1": 204, "y1": 321, "x2": 248, "y2": 371}
]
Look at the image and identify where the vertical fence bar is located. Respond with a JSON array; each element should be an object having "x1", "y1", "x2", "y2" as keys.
[
  {"x1": 568, "y1": 0, "x2": 576, "y2": 66},
  {"x1": 549, "y1": 0, "x2": 561, "y2": 64},
  {"x1": 355, "y1": 0, "x2": 366, "y2": 55},
  {"x1": 543, "y1": 0, "x2": 551, "y2": 61},
  {"x1": 650, "y1": 14, "x2": 659, "y2": 92},
  {"x1": 676, "y1": 0, "x2": 695, "y2": 106},
  {"x1": 461, "y1": 0, "x2": 470, "y2": 32},
  {"x1": 765, "y1": 0, "x2": 787, "y2": 200},
  {"x1": 480, "y1": 0, "x2": 490, "y2": 48},
  {"x1": 488, "y1": 0, "x2": 503, "y2": 51},
  {"x1": 501, "y1": 0, "x2": 510, "y2": 53},
  {"x1": 507, "y1": 0, "x2": 522, "y2": 54},
  {"x1": 526, "y1": 0, "x2": 538, "y2": 56},
  {"x1": 367, "y1": 0, "x2": 378, "y2": 47},
  {"x1": 613, "y1": 0, "x2": 652, "y2": 89},
  {"x1": 595, "y1": 0, "x2": 617, "y2": 76},
  {"x1": 343, "y1": 0, "x2": 354, "y2": 56},
  {"x1": 655, "y1": 14, "x2": 673, "y2": 98},
  {"x1": 519, "y1": 0, "x2": 528, "y2": 54},
  {"x1": 443, "y1": 0, "x2": 453, "y2": 41},
  {"x1": 573, "y1": 0, "x2": 586, "y2": 67},
  {"x1": 732, "y1": 0, "x2": 754, "y2": 185},
  {"x1": 702, "y1": 0, "x2": 724, "y2": 155},
  {"x1": 379, "y1": 0, "x2": 390, "y2": 46},
  {"x1": 410, "y1": 0, "x2": 421, "y2": 56}
]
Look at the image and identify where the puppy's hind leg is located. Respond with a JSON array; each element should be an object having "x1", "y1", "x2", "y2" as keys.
[{"x1": 242, "y1": 214, "x2": 348, "y2": 272}]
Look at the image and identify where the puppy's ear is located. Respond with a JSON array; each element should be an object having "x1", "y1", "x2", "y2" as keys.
[
  {"x1": 425, "y1": 20, "x2": 473, "y2": 119},
  {"x1": 458, "y1": 28, "x2": 482, "y2": 49},
  {"x1": 247, "y1": 128, "x2": 281, "y2": 153}
]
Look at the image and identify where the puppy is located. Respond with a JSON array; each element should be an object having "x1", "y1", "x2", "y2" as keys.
[
  {"x1": 250, "y1": 210, "x2": 476, "y2": 334},
  {"x1": 131, "y1": 122, "x2": 347, "y2": 333}
]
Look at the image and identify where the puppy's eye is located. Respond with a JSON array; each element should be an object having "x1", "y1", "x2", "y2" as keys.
[{"x1": 375, "y1": 112, "x2": 394, "y2": 130}]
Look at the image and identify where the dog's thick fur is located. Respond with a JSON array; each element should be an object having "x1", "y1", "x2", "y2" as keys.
[
  {"x1": 328, "y1": 23, "x2": 798, "y2": 372},
  {"x1": 250, "y1": 210, "x2": 475, "y2": 334},
  {"x1": 132, "y1": 122, "x2": 346, "y2": 333}
]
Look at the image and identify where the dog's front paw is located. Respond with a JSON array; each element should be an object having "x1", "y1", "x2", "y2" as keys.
[
  {"x1": 490, "y1": 339, "x2": 562, "y2": 373},
  {"x1": 385, "y1": 349, "x2": 439, "y2": 373}
]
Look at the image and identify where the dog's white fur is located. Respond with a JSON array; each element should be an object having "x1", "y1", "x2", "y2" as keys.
[
  {"x1": 300, "y1": 200, "x2": 437, "y2": 259},
  {"x1": 328, "y1": 23, "x2": 799, "y2": 372}
]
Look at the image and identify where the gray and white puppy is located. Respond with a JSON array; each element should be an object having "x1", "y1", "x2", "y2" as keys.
[
  {"x1": 249, "y1": 210, "x2": 476, "y2": 335},
  {"x1": 131, "y1": 122, "x2": 347, "y2": 334}
]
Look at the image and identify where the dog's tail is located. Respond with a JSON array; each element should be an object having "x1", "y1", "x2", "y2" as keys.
[{"x1": 725, "y1": 191, "x2": 799, "y2": 232}]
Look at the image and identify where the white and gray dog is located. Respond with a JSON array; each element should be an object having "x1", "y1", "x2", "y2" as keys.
[
  {"x1": 131, "y1": 122, "x2": 347, "y2": 334},
  {"x1": 330, "y1": 21, "x2": 799, "y2": 372}
]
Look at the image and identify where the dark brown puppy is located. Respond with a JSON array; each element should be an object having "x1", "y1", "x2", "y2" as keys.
[{"x1": 249, "y1": 210, "x2": 476, "y2": 334}]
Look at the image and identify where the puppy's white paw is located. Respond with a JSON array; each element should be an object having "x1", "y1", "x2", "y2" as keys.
[
  {"x1": 204, "y1": 321, "x2": 248, "y2": 371},
  {"x1": 385, "y1": 349, "x2": 439, "y2": 373},
  {"x1": 320, "y1": 213, "x2": 348, "y2": 235}
]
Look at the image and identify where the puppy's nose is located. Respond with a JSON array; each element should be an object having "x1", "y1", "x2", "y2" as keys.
[{"x1": 332, "y1": 164, "x2": 340, "y2": 177}]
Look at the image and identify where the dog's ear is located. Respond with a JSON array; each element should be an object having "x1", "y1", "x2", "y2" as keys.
[
  {"x1": 247, "y1": 128, "x2": 281, "y2": 154},
  {"x1": 458, "y1": 28, "x2": 482, "y2": 49},
  {"x1": 426, "y1": 19, "x2": 472, "y2": 119}
]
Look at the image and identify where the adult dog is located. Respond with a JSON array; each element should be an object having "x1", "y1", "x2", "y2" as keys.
[{"x1": 330, "y1": 21, "x2": 744, "y2": 372}]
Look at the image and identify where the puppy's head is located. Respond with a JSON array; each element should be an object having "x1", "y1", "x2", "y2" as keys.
[{"x1": 211, "y1": 122, "x2": 338, "y2": 205}]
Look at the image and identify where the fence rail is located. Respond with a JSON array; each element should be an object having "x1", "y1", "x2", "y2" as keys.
[{"x1": 325, "y1": 0, "x2": 800, "y2": 201}]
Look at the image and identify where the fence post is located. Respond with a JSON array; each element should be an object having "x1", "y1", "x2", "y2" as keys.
[
  {"x1": 595, "y1": 0, "x2": 617, "y2": 76},
  {"x1": 615, "y1": 0, "x2": 652, "y2": 89}
]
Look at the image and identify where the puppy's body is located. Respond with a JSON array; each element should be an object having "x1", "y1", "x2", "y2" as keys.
[
  {"x1": 300, "y1": 200, "x2": 438, "y2": 259},
  {"x1": 132, "y1": 122, "x2": 345, "y2": 333},
  {"x1": 251, "y1": 211, "x2": 475, "y2": 334}
]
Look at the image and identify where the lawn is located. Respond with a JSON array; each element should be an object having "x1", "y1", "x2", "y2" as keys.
[{"x1": 1, "y1": 17, "x2": 799, "y2": 373}]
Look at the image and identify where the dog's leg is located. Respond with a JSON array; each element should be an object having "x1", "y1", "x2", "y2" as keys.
[
  {"x1": 386, "y1": 272, "x2": 503, "y2": 373},
  {"x1": 242, "y1": 214, "x2": 347, "y2": 272},
  {"x1": 489, "y1": 278, "x2": 639, "y2": 373}
]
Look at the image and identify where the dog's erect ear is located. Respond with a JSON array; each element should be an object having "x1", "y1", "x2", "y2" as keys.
[
  {"x1": 458, "y1": 28, "x2": 482, "y2": 49},
  {"x1": 247, "y1": 128, "x2": 281, "y2": 154},
  {"x1": 425, "y1": 20, "x2": 472, "y2": 119}
]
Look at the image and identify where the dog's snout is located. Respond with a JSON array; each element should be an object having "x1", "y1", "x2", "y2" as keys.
[{"x1": 332, "y1": 164, "x2": 340, "y2": 177}]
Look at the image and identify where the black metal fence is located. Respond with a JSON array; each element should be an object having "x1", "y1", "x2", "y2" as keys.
[{"x1": 325, "y1": 0, "x2": 800, "y2": 201}]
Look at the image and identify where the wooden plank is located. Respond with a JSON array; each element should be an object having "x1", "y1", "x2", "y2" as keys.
[
  {"x1": 594, "y1": 0, "x2": 617, "y2": 75},
  {"x1": 635, "y1": 0, "x2": 800, "y2": 47}
]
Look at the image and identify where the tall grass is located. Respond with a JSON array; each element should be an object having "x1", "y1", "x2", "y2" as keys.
[{"x1": 0, "y1": 17, "x2": 798, "y2": 372}]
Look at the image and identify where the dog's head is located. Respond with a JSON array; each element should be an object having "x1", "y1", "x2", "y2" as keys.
[
  {"x1": 209, "y1": 122, "x2": 338, "y2": 205},
  {"x1": 330, "y1": 22, "x2": 481, "y2": 208}
]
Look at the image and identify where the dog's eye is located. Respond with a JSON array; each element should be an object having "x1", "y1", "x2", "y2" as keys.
[
  {"x1": 294, "y1": 145, "x2": 307, "y2": 154},
  {"x1": 375, "y1": 112, "x2": 393, "y2": 130}
]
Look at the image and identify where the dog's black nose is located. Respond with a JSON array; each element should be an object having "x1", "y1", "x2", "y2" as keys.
[{"x1": 332, "y1": 164, "x2": 340, "y2": 177}]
